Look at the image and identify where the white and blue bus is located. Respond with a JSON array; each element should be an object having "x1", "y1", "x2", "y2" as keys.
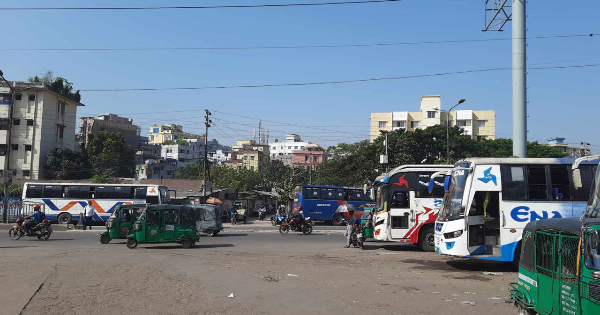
[
  {"x1": 294, "y1": 185, "x2": 376, "y2": 225},
  {"x1": 433, "y1": 158, "x2": 597, "y2": 263},
  {"x1": 22, "y1": 183, "x2": 170, "y2": 224}
]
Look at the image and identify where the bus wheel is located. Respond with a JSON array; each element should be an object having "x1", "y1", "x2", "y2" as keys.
[
  {"x1": 57, "y1": 213, "x2": 72, "y2": 225},
  {"x1": 419, "y1": 226, "x2": 435, "y2": 252},
  {"x1": 332, "y1": 214, "x2": 344, "y2": 226}
]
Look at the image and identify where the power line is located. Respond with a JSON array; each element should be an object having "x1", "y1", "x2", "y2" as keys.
[
  {"x1": 78, "y1": 63, "x2": 600, "y2": 92},
  {"x1": 0, "y1": 0, "x2": 407, "y2": 11},
  {"x1": 1, "y1": 33, "x2": 596, "y2": 52}
]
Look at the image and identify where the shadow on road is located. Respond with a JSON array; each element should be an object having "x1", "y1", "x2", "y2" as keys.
[
  {"x1": 446, "y1": 259, "x2": 517, "y2": 272},
  {"x1": 205, "y1": 233, "x2": 248, "y2": 237},
  {"x1": 142, "y1": 244, "x2": 235, "y2": 250},
  {"x1": 195, "y1": 243, "x2": 235, "y2": 249},
  {"x1": 0, "y1": 245, "x2": 38, "y2": 248},
  {"x1": 44, "y1": 239, "x2": 75, "y2": 241}
]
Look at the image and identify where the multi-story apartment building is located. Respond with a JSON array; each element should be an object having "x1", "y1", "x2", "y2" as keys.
[
  {"x1": 369, "y1": 95, "x2": 495, "y2": 141},
  {"x1": 78, "y1": 113, "x2": 139, "y2": 149},
  {"x1": 135, "y1": 158, "x2": 177, "y2": 180},
  {"x1": 0, "y1": 81, "x2": 83, "y2": 180},
  {"x1": 269, "y1": 134, "x2": 312, "y2": 158},
  {"x1": 291, "y1": 148, "x2": 326, "y2": 170},
  {"x1": 161, "y1": 139, "x2": 204, "y2": 167},
  {"x1": 227, "y1": 140, "x2": 270, "y2": 171},
  {"x1": 545, "y1": 137, "x2": 591, "y2": 157},
  {"x1": 148, "y1": 124, "x2": 203, "y2": 145}
]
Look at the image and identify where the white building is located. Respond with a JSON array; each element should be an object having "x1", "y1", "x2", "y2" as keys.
[
  {"x1": 209, "y1": 148, "x2": 232, "y2": 166},
  {"x1": 160, "y1": 139, "x2": 204, "y2": 167},
  {"x1": 0, "y1": 81, "x2": 83, "y2": 179},
  {"x1": 269, "y1": 134, "x2": 312, "y2": 159},
  {"x1": 135, "y1": 158, "x2": 177, "y2": 180}
]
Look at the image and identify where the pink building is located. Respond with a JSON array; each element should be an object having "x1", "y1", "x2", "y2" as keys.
[{"x1": 291, "y1": 150, "x2": 326, "y2": 170}]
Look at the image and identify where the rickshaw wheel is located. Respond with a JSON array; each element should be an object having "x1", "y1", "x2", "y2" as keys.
[
  {"x1": 517, "y1": 304, "x2": 534, "y2": 315},
  {"x1": 182, "y1": 239, "x2": 193, "y2": 249},
  {"x1": 100, "y1": 234, "x2": 111, "y2": 244},
  {"x1": 126, "y1": 238, "x2": 138, "y2": 249}
]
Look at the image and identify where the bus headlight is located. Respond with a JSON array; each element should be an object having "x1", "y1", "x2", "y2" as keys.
[{"x1": 444, "y1": 230, "x2": 463, "y2": 239}]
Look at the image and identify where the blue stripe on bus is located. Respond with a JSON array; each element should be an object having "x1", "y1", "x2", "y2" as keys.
[
  {"x1": 477, "y1": 241, "x2": 519, "y2": 262},
  {"x1": 42, "y1": 199, "x2": 59, "y2": 211}
]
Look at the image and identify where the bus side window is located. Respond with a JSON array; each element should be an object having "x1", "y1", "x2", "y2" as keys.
[
  {"x1": 501, "y1": 165, "x2": 527, "y2": 200},
  {"x1": 390, "y1": 191, "x2": 409, "y2": 209},
  {"x1": 96, "y1": 186, "x2": 114, "y2": 199},
  {"x1": 26, "y1": 185, "x2": 43, "y2": 198},
  {"x1": 550, "y1": 166, "x2": 570, "y2": 200},
  {"x1": 335, "y1": 189, "x2": 345, "y2": 201},
  {"x1": 42, "y1": 185, "x2": 62, "y2": 198},
  {"x1": 134, "y1": 187, "x2": 147, "y2": 200},
  {"x1": 572, "y1": 165, "x2": 596, "y2": 200},
  {"x1": 528, "y1": 166, "x2": 548, "y2": 200}
]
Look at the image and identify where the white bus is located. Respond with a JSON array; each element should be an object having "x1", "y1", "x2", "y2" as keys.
[
  {"x1": 22, "y1": 183, "x2": 170, "y2": 224},
  {"x1": 433, "y1": 158, "x2": 597, "y2": 263},
  {"x1": 372, "y1": 165, "x2": 453, "y2": 251}
]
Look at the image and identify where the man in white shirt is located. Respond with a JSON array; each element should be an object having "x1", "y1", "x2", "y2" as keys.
[{"x1": 83, "y1": 201, "x2": 95, "y2": 230}]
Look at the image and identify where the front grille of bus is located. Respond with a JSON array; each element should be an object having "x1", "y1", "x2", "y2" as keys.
[{"x1": 590, "y1": 282, "x2": 600, "y2": 303}]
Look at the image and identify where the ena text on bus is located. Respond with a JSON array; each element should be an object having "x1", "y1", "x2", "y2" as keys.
[
  {"x1": 22, "y1": 183, "x2": 170, "y2": 224},
  {"x1": 372, "y1": 165, "x2": 453, "y2": 251},
  {"x1": 433, "y1": 157, "x2": 597, "y2": 263}
]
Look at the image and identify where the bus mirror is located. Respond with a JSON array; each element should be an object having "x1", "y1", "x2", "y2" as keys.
[
  {"x1": 370, "y1": 188, "x2": 375, "y2": 201},
  {"x1": 573, "y1": 169, "x2": 583, "y2": 189},
  {"x1": 428, "y1": 178, "x2": 434, "y2": 194},
  {"x1": 363, "y1": 184, "x2": 368, "y2": 195},
  {"x1": 444, "y1": 176, "x2": 451, "y2": 193}
]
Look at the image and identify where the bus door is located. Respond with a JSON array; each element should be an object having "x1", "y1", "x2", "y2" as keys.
[
  {"x1": 389, "y1": 189, "x2": 412, "y2": 239},
  {"x1": 467, "y1": 165, "x2": 502, "y2": 255}
]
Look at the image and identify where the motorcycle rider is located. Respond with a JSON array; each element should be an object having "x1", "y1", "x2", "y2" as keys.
[
  {"x1": 290, "y1": 210, "x2": 305, "y2": 230},
  {"x1": 24, "y1": 205, "x2": 45, "y2": 235},
  {"x1": 344, "y1": 208, "x2": 356, "y2": 248},
  {"x1": 258, "y1": 205, "x2": 267, "y2": 221}
]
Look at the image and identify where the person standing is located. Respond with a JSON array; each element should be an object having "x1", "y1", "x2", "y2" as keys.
[
  {"x1": 83, "y1": 201, "x2": 95, "y2": 230},
  {"x1": 230, "y1": 207, "x2": 238, "y2": 225},
  {"x1": 344, "y1": 207, "x2": 356, "y2": 248}
]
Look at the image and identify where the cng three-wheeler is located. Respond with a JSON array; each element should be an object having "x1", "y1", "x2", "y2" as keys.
[
  {"x1": 126, "y1": 205, "x2": 199, "y2": 249},
  {"x1": 100, "y1": 204, "x2": 146, "y2": 244}
]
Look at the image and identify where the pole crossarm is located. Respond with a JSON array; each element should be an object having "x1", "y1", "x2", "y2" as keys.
[{"x1": 484, "y1": 0, "x2": 512, "y2": 32}]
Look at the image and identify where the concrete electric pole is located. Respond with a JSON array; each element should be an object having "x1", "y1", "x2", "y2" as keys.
[
  {"x1": 484, "y1": 0, "x2": 528, "y2": 157},
  {"x1": 203, "y1": 110, "x2": 212, "y2": 200},
  {"x1": 0, "y1": 70, "x2": 14, "y2": 224}
]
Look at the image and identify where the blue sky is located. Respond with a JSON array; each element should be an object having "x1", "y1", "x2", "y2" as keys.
[{"x1": 1, "y1": 0, "x2": 599, "y2": 152}]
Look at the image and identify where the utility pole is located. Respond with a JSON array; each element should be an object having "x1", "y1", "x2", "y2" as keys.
[
  {"x1": 203, "y1": 110, "x2": 212, "y2": 200},
  {"x1": 484, "y1": 0, "x2": 527, "y2": 157},
  {"x1": 0, "y1": 70, "x2": 14, "y2": 224},
  {"x1": 446, "y1": 99, "x2": 466, "y2": 164}
]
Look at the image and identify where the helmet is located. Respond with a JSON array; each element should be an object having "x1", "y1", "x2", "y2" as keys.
[{"x1": 33, "y1": 204, "x2": 40, "y2": 211}]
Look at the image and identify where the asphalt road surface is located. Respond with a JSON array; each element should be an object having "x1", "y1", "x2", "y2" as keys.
[{"x1": 0, "y1": 228, "x2": 517, "y2": 315}]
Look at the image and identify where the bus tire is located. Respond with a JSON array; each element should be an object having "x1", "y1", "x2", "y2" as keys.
[
  {"x1": 332, "y1": 214, "x2": 344, "y2": 226},
  {"x1": 418, "y1": 225, "x2": 435, "y2": 252},
  {"x1": 57, "y1": 213, "x2": 72, "y2": 225}
]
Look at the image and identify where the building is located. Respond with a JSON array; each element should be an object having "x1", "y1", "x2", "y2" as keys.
[
  {"x1": 369, "y1": 95, "x2": 496, "y2": 141},
  {"x1": 148, "y1": 124, "x2": 204, "y2": 145},
  {"x1": 135, "y1": 158, "x2": 177, "y2": 180},
  {"x1": 227, "y1": 140, "x2": 270, "y2": 171},
  {"x1": 269, "y1": 134, "x2": 312, "y2": 158},
  {"x1": 78, "y1": 113, "x2": 139, "y2": 149},
  {"x1": 291, "y1": 148, "x2": 326, "y2": 170},
  {"x1": 160, "y1": 139, "x2": 204, "y2": 167},
  {"x1": 209, "y1": 147, "x2": 232, "y2": 166},
  {"x1": 546, "y1": 137, "x2": 591, "y2": 157},
  {"x1": 0, "y1": 81, "x2": 84, "y2": 180}
]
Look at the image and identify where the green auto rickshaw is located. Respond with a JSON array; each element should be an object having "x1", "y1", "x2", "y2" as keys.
[
  {"x1": 126, "y1": 205, "x2": 199, "y2": 249},
  {"x1": 509, "y1": 217, "x2": 600, "y2": 315},
  {"x1": 100, "y1": 203, "x2": 146, "y2": 244}
]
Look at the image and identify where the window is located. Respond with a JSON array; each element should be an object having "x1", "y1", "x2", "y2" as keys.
[
  {"x1": 11, "y1": 144, "x2": 18, "y2": 150},
  {"x1": 410, "y1": 121, "x2": 419, "y2": 128},
  {"x1": 15, "y1": 94, "x2": 21, "y2": 101},
  {"x1": 392, "y1": 215, "x2": 409, "y2": 229},
  {"x1": 61, "y1": 102, "x2": 65, "y2": 115},
  {"x1": 501, "y1": 165, "x2": 528, "y2": 200},
  {"x1": 64, "y1": 186, "x2": 81, "y2": 198},
  {"x1": 250, "y1": 166, "x2": 255, "y2": 171},
  {"x1": 394, "y1": 121, "x2": 406, "y2": 128},
  {"x1": 113, "y1": 186, "x2": 133, "y2": 199},
  {"x1": 95, "y1": 186, "x2": 114, "y2": 199},
  {"x1": 528, "y1": 166, "x2": 548, "y2": 200},
  {"x1": 320, "y1": 188, "x2": 336, "y2": 200},
  {"x1": 167, "y1": 171, "x2": 172, "y2": 176},
  {"x1": 0, "y1": 144, "x2": 6, "y2": 156},
  {"x1": 378, "y1": 121, "x2": 387, "y2": 128},
  {"x1": 146, "y1": 210, "x2": 160, "y2": 225},
  {"x1": 0, "y1": 119, "x2": 9, "y2": 130},
  {"x1": 477, "y1": 120, "x2": 487, "y2": 127},
  {"x1": 304, "y1": 187, "x2": 321, "y2": 199},
  {"x1": 23, "y1": 170, "x2": 30, "y2": 177},
  {"x1": 549, "y1": 166, "x2": 570, "y2": 200},
  {"x1": 349, "y1": 190, "x2": 365, "y2": 201},
  {"x1": 427, "y1": 111, "x2": 436, "y2": 118},
  {"x1": 457, "y1": 120, "x2": 471, "y2": 127},
  {"x1": 27, "y1": 119, "x2": 33, "y2": 126},
  {"x1": 477, "y1": 135, "x2": 487, "y2": 141},
  {"x1": 335, "y1": 189, "x2": 346, "y2": 200},
  {"x1": 572, "y1": 165, "x2": 596, "y2": 200},
  {"x1": 28, "y1": 94, "x2": 35, "y2": 101},
  {"x1": 390, "y1": 191, "x2": 410, "y2": 208},
  {"x1": 134, "y1": 187, "x2": 147, "y2": 200},
  {"x1": 288, "y1": 146, "x2": 292, "y2": 150},
  {"x1": 165, "y1": 209, "x2": 179, "y2": 224},
  {"x1": 57, "y1": 125, "x2": 64, "y2": 139},
  {"x1": 152, "y1": 128, "x2": 159, "y2": 133},
  {"x1": 13, "y1": 119, "x2": 20, "y2": 125},
  {"x1": 294, "y1": 146, "x2": 298, "y2": 149},
  {"x1": 25, "y1": 185, "x2": 43, "y2": 198},
  {"x1": 173, "y1": 135, "x2": 178, "y2": 140},
  {"x1": 42, "y1": 185, "x2": 63, "y2": 198}
]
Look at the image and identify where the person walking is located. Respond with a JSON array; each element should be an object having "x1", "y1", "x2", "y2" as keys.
[
  {"x1": 230, "y1": 207, "x2": 238, "y2": 225},
  {"x1": 83, "y1": 201, "x2": 95, "y2": 230},
  {"x1": 343, "y1": 206, "x2": 356, "y2": 248}
]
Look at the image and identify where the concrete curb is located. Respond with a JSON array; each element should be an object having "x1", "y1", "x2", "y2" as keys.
[{"x1": 0, "y1": 223, "x2": 70, "y2": 231}]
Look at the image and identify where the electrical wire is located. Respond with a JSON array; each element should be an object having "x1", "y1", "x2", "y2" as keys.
[
  {"x1": 0, "y1": 0, "x2": 407, "y2": 11},
  {"x1": 1, "y1": 33, "x2": 596, "y2": 52}
]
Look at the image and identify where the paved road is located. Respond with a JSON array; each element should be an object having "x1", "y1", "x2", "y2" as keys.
[{"x1": 0, "y1": 229, "x2": 517, "y2": 315}]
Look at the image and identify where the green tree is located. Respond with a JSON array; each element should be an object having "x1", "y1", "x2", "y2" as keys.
[
  {"x1": 46, "y1": 148, "x2": 90, "y2": 179},
  {"x1": 315, "y1": 140, "x2": 378, "y2": 187},
  {"x1": 28, "y1": 70, "x2": 81, "y2": 102},
  {"x1": 173, "y1": 163, "x2": 203, "y2": 179},
  {"x1": 86, "y1": 131, "x2": 136, "y2": 178},
  {"x1": 262, "y1": 160, "x2": 309, "y2": 201}
]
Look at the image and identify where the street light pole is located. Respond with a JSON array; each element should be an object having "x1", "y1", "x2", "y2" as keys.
[
  {"x1": 0, "y1": 70, "x2": 14, "y2": 224},
  {"x1": 446, "y1": 99, "x2": 466, "y2": 164}
]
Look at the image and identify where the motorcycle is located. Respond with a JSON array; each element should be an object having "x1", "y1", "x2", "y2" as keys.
[
  {"x1": 9, "y1": 217, "x2": 53, "y2": 241},
  {"x1": 279, "y1": 216, "x2": 313, "y2": 235},
  {"x1": 349, "y1": 223, "x2": 364, "y2": 250},
  {"x1": 258, "y1": 208, "x2": 267, "y2": 221},
  {"x1": 270, "y1": 214, "x2": 286, "y2": 226}
]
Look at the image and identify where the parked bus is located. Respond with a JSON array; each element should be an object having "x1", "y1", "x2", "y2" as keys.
[
  {"x1": 433, "y1": 158, "x2": 597, "y2": 264},
  {"x1": 22, "y1": 183, "x2": 170, "y2": 224},
  {"x1": 371, "y1": 165, "x2": 453, "y2": 251},
  {"x1": 294, "y1": 185, "x2": 376, "y2": 225}
]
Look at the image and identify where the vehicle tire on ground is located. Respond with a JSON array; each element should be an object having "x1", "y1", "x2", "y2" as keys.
[
  {"x1": 271, "y1": 218, "x2": 277, "y2": 226},
  {"x1": 182, "y1": 239, "x2": 193, "y2": 249},
  {"x1": 517, "y1": 304, "x2": 535, "y2": 315},
  {"x1": 302, "y1": 225, "x2": 313, "y2": 235},
  {"x1": 57, "y1": 213, "x2": 72, "y2": 225},
  {"x1": 126, "y1": 238, "x2": 138, "y2": 249},
  {"x1": 418, "y1": 226, "x2": 435, "y2": 252},
  {"x1": 358, "y1": 239, "x2": 364, "y2": 250},
  {"x1": 279, "y1": 225, "x2": 289, "y2": 235},
  {"x1": 206, "y1": 230, "x2": 216, "y2": 237},
  {"x1": 100, "y1": 234, "x2": 111, "y2": 244},
  {"x1": 37, "y1": 228, "x2": 51, "y2": 241},
  {"x1": 511, "y1": 242, "x2": 522, "y2": 268},
  {"x1": 332, "y1": 214, "x2": 344, "y2": 226},
  {"x1": 9, "y1": 227, "x2": 22, "y2": 240}
]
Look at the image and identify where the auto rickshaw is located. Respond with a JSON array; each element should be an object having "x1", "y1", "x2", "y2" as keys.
[
  {"x1": 126, "y1": 205, "x2": 199, "y2": 249},
  {"x1": 509, "y1": 217, "x2": 600, "y2": 315},
  {"x1": 100, "y1": 204, "x2": 146, "y2": 244},
  {"x1": 194, "y1": 204, "x2": 223, "y2": 237},
  {"x1": 360, "y1": 208, "x2": 374, "y2": 239}
]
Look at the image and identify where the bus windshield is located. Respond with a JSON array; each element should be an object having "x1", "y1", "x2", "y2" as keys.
[
  {"x1": 438, "y1": 166, "x2": 470, "y2": 221},
  {"x1": 586, "y1": 166, "x2": 600, "y2": 218},
  {"x1": 376, "y1": 186, "x2": 385, "y2": 210}
]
